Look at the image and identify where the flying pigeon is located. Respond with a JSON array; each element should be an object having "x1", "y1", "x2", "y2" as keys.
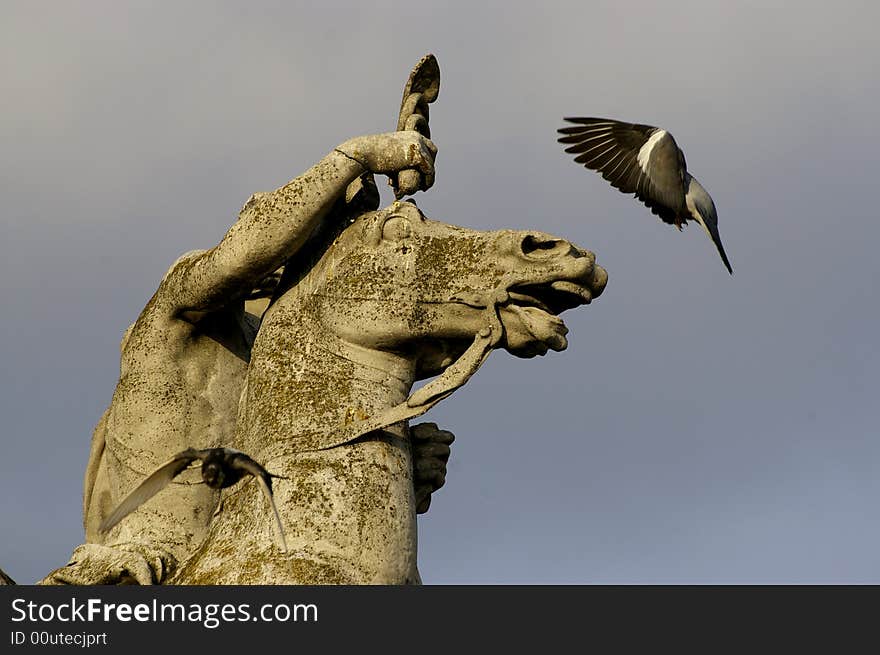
[
  {"x1": 558, "y1": 117, "x2": 732, "y2": 274},
  {"x1": 99, "y1": 447, "x2": 288, "y2": 554}
]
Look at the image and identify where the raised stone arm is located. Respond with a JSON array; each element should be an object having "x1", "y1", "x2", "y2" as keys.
[{"x1": 167, "y1": 131, "x2": 437, "y2": 321}]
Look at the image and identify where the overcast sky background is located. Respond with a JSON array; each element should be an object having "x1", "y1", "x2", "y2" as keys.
[{"x1": 2, "y1": 1, "x2": 878, "y2": 584}]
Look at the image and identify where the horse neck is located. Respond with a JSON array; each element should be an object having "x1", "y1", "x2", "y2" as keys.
[{"x1": 237, "y1": 293, "x2": 418, "y2": 458}]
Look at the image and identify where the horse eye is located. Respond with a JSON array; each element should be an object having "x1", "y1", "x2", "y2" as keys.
[{"x1": 381, "y1": 215, "x2": 412, "y2": 242}]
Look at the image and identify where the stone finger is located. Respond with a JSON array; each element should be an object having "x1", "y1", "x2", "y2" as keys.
[
  {"x1": 414, "y1": 458, "x2": 441, "y2": 479},
  {"x1": 414, "y1": 442, "x2": 451, "y2": 459},
  {"x1": 410, "y1": 422, "x2": 439, "y2": 440}
]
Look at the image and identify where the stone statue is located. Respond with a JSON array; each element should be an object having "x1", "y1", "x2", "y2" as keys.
[
  {"x1": 32, "y1": 55, "x2": 607, "y2": 585},
  {"x1": 172, "y1": 198, "x2": 607, "y2": 584}
]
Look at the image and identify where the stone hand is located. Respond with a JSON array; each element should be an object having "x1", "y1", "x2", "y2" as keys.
[
  {"x1": 411, "y1": 422, "x2": 454, "y2": 514},
  {"x1": 38, "y1": 543, "x2": 174, "y2": 585},
  {"x1": 337, "y1": 131, "x2": 436, "y2": 192}
]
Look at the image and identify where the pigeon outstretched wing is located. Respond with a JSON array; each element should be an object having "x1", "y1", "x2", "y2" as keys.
[
  {"x1": 558, "y1": 117, "x2": 687, "y2": 225},
  {"x1": 229, "y1": 452, "x2": 289, "y2": 555},
  {"x1": 98, "y1": 448, "x2": 205, "y2": 534}
]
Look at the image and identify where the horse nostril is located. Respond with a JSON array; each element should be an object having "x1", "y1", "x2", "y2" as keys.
[{"x1": 520, "y1": 234, "x2": 571, "y2": 259}]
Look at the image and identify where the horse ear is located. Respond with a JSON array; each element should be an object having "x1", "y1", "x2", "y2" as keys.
[
  {"x1": 367, "y1": 200, "x2": 422, "y2": 246},
  {"x1": 380, "y1": 214, "x2": 413, "y2": 243}
]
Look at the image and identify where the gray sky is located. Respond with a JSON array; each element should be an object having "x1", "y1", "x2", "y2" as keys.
[{"x1": 2, "y1": 0, "x2": 878, "y2": 584}]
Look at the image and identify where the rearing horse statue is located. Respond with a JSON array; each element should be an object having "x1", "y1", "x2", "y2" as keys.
[{"x1": 172, "y1": 198, "x2": 607, "y2": 584}]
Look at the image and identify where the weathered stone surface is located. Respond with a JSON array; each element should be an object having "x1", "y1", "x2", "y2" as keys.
[
  {"x1": 170, "y1": 199, "x2": 606, "y2": 584},
  {"x1": 33, "y1": 55, "x2": 607, "y2": 585}
]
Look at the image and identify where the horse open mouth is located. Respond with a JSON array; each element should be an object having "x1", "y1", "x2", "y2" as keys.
[
  {"x1": 508, "y1": 280, "x2": 593, "y2": 313},
  {"x1": 500, "y1": 280, "x2": 594, "y2": 356}
]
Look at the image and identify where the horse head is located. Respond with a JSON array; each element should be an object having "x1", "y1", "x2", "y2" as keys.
[{"x1": 292, "y1": 198, "x2": 607, "y2": 375}]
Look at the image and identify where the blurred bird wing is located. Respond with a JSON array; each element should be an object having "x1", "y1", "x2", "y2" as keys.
[
  {"x1": 232, "y1": 455, "x2": 289, "y2": 555},
  {"x1": 558, "y1": 117, "x2": 687, "y2": 224},
  {"x1": 98, "y1": 448, "x2": 203, "y2": 533},
  {"x1": 256, "y1": 474, "x2": 289, "y2": 556}
]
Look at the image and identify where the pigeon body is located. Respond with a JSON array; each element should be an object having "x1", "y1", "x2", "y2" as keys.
[
  {"x1": 558, "y1": 117, "x2": 732, "y2": 274},
  {"x1": 99, "y1": 447, "x2": 287, "y2": 554}
]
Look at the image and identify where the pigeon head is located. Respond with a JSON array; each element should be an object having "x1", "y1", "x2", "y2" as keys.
[{"x1": 202, "y1": 461, "x2": 227, "y2": 489}]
